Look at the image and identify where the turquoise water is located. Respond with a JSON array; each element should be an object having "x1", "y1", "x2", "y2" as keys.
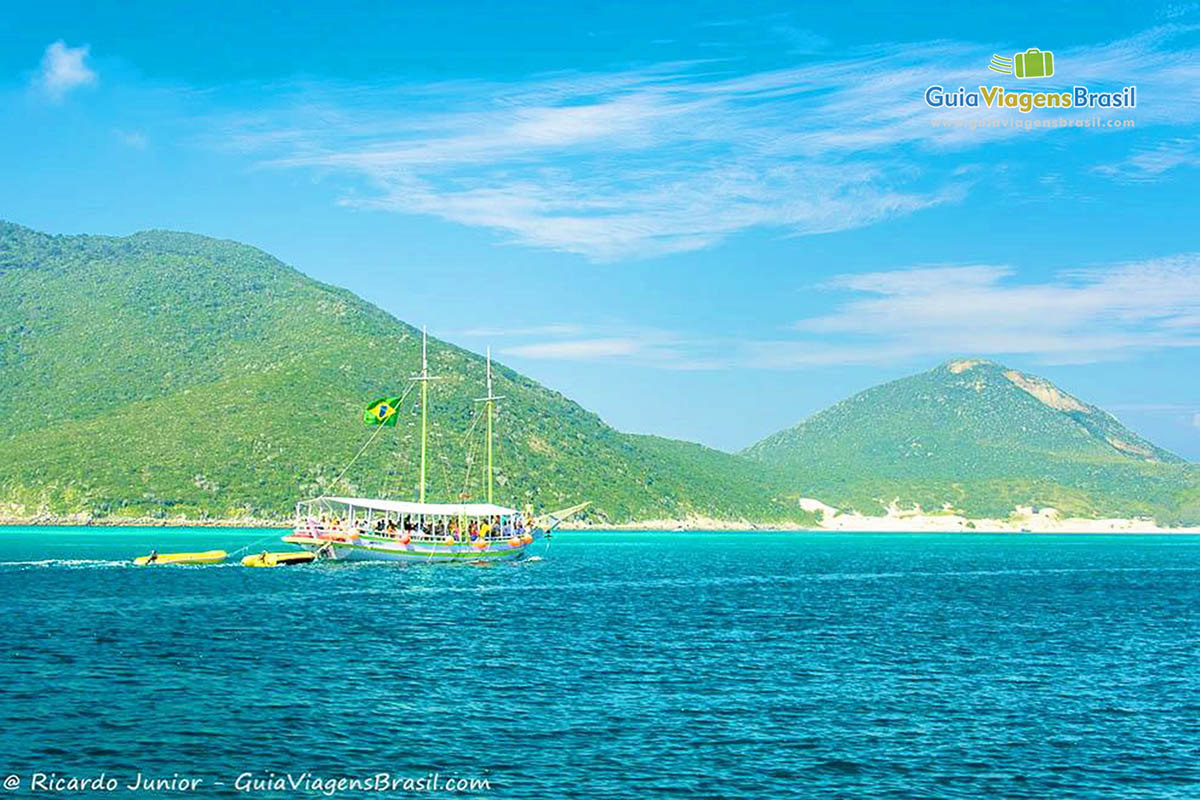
[{"x1": 2, "y1": 527, "x2": 1199, "y2": 798}]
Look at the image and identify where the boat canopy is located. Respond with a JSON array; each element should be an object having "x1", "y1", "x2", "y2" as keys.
[{"x1": 311, "y1": 496, "x2": 518, "y2": 517}]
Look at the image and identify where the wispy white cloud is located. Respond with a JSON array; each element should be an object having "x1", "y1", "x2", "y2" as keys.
[
  {"x1": 770, "y1": 24, "x2": 830, "y2": 53},
  {"x1": 33, "y1": 41, "x2": 97, "y2": 101},
  {"x1": 457, "y1": 323, "x2": 584, "y2": 338},
  {"x1": 1093, "y1": 137, "x2": 1200, "y2": 182},
  {"x1": 1160, "y1": 2, "x2": 1199, "y2": 20},
  {"x1": 1194, "y1": 411, "x2": 1200, "y2": 428},
  {"x1": 481, "y1": 255, "x2": 1200, "y2": 369},
  {"x1": 114, "y1": 129, "x2": 149, "y2": 149},
  {"x1": 755, "y1": 255, "x2": 1200, "y2": 367},
  {"x1": 491, "y1": 324, "x2": 725, "y2": 370},
  {"x1": 212, "y1": 26, "x2": 1197, "y2": 261},
  {"x1": 1107, "y1": 403, "x2": 1197, "y2": 412},
  {"x1": 502, "y1": 338, "x2": 643, "y2": 359}
]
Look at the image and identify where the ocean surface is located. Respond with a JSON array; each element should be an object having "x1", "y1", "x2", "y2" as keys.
[{"x1": 2, "y1": 528, "x2": 1199, "y2": 798}]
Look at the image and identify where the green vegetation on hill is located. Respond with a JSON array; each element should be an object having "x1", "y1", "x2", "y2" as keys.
[
  {"x1": 742, "y1": 359, "x2": 1200, "y2": 524},
  {"x1": 0, "y1": 221, "x2": 805, "y2": 525},
  {"x1": 4, "y1": 221, "x2": 1195, "y2": 527}
]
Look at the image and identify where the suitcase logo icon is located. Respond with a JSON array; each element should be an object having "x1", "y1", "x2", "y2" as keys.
[{"x1": 988, "y1": 48, "x2": 1055, "y2": 79}]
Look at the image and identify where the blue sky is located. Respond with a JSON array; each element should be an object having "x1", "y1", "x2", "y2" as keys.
[{"x1": 3, "y1": 0, "x2": 1199, "y2": 457}]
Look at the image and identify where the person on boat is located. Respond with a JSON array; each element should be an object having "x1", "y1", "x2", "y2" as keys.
[
  {"x1": 146, "y1": 549, "x2": 158, "y2": 564},
  {"x1": 479, "y1": 519, "x2": 492, "y2": 539},
  {"x1": 386, "y1": 519, "x2": 397, "y2": 537}
]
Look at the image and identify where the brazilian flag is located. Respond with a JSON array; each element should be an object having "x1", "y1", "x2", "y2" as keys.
[{"x1": 364, "y1": 396, "x2": 401, "y2": 426}]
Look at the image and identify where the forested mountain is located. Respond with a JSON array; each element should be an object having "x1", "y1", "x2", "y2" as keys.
[
  {"x1": 0, "y1": 221, "x2": 801, "y2": 524},
  {"x1": 743, "y1": 359, "x2": 1199, "y2": 524}
]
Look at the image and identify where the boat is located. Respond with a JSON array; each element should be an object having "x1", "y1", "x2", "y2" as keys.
[
  {"x1": 241, "y1": 551, "x2": 317, "y2": 568},
  {"x1": 134, "y1": 550, "x2": 227, "y2": 566},
  {"x1": 283, "y1": 330, "x2": 587, "y2": 563}
]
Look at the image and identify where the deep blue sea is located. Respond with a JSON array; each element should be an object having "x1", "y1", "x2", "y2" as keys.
[{"x1": 2, "y1": 528, "x2": 1199, "y2": 798}]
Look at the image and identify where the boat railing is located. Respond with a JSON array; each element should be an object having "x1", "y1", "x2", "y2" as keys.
[{"x1": 293, "y1": 518, "x2": 529, "y2": 544}]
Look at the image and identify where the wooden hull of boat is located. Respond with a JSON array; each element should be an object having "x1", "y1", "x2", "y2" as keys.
[
  {"x1": 134, "y1": 550, "x2": 227, "y2": 566},
  {"x1": 282, "y1": 535, "x2": 528, "y2": 562}
]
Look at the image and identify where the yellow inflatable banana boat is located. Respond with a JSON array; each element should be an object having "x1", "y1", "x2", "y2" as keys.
[
  {"x1": 241, "y1": 551, "x2": 317, "y2": 568},
  {"x1": 134, "y1": 550, "x2": 227, "y2": 566}
]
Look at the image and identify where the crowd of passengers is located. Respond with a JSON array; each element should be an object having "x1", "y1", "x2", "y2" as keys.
[{"x1": 316, "y1": 513, "x2": 529, "y2": 540}]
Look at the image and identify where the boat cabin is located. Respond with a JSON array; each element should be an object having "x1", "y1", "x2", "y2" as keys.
[{"x1": 295, "y1": 496, "x2": 530, "y2": 542}]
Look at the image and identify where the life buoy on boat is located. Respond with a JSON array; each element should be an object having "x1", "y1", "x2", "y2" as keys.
[
  {"x1": 508, "y1": 537, "x2": 521, "y2": 547},
  {"x1": 400, "y1": 533, "x2": 411, "y2": 545},
  {"x1": 443, "y1": 535, "x2": 454, "y2": 546},
  {"x1": 521, "y1": 533, "x2": 533, "y2": 544},
  {"x1": 472, "y1": 539, "x2": 488, "y2": 550}
]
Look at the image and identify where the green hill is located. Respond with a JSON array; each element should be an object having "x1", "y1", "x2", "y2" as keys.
[
  {"x1": 0, "y1": 221, "x2": 804, "y2": 525},
  {"x1": 742, "y1": 359, "x2": 1200, "y2": 524},
  {"x1": 4, "y1": 221, "x2": 1195, "y2": 527}
]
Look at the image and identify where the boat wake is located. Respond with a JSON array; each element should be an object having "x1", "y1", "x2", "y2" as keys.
[{"x1": 0, "y1": 558, "x2": 130, "y2": 569}]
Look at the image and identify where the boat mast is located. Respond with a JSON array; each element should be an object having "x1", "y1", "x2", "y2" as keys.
[
  {"x1": 476, "y1": 347, "x2": 503, "y2": 504},
  {"x1": 417, "y1": 327, "x2": 432, "y2": 503},
  {"x1": 486, "y1": 348, "x2": 495, "y2": 504}
]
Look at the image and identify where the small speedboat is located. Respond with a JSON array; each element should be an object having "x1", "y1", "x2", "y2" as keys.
[
  {"x1": 134, "y1": 550, "x2": 227, "y2": 566},
  {"x1": 241, "y1": 551, "x2": 316, "y2": 568}
]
